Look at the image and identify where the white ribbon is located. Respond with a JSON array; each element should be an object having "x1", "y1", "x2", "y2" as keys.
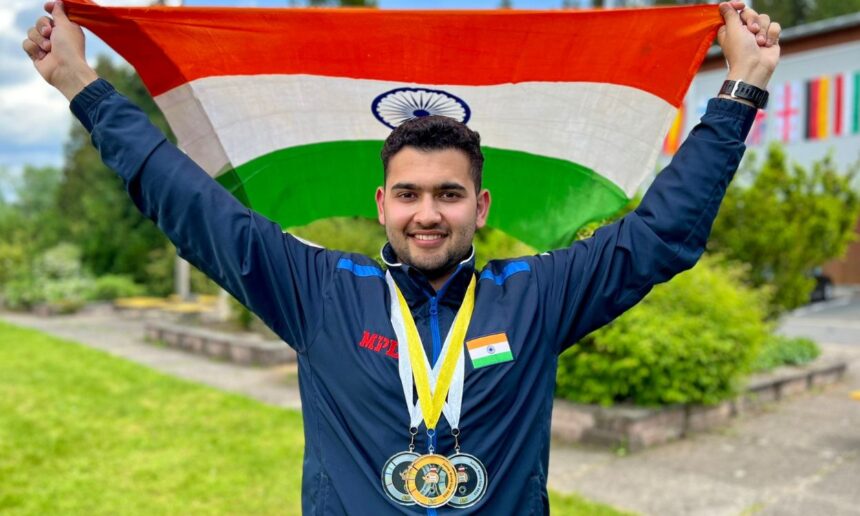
[{"x1": 386, "y1": 271, "x2": 465, "y2": 431}]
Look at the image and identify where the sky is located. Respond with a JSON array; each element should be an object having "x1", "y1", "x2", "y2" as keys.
[{"x1": 0, "y1": 0, "x2": 576, "y2": 181}]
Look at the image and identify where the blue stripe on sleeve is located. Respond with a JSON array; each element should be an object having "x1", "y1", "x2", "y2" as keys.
[
  {"x1": 479, "y1": 261, "x2": 531, "y2": 285},
  {"x1": 336, "y1": 258, "x2": 384, "y2": 278}
]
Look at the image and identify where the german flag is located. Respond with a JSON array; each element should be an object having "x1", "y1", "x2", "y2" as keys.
[{"x1": 805, "y1": 76, "x2": 831, "y2": 140}]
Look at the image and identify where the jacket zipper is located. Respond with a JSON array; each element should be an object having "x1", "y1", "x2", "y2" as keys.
[
  {"x1": 427, "y1": 297, "x2": 440, "y2": 516},
  {"x1": 424, "y1": 266, "x2": 462, "y2": 516}
]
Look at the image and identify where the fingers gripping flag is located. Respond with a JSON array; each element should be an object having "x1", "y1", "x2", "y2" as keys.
[{"x1": 65, "y1": 0, "x2": 722, "y2": 250}]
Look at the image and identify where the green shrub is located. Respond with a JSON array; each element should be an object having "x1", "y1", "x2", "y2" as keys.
[
  {"x1": 91, "y1": 274, "x2": 145, "y2": 300},
  {"x1": 0, "y1": 241, "x2": 27, "y2": 286},
  {"x1": 556, "y1": 256, "x2": 769, "y2": 406},
  {"x1": 710, "y1": 144, "x2": 860, "y2": 316},
  {"x1": 143, "y1": 243, "x2": 177, "y2": 296},
  {"x1": 42, "y1": 277, "x2": 95, "y2": 311},
  {"x1": 1, "y1": 277, "x2": 43, "y2": 310},
  {"x1": 1, "y1": 277, "x2": 96, "y2": 313},
  {"x1": 34, "y1": 242, "x2": 84, "y2": 280},
  {"x1": 290, "y1": 217, "x2": 386, "y2": 259},
  {"x1": 474, "y1": 226, "x2": 536, "y2": 269},
  {"x1": 751, "y1": 335, "x2": 821, "y2": 372},
  {"x1": 0, "y1": 243, "x2": 97, "y2": 313}
]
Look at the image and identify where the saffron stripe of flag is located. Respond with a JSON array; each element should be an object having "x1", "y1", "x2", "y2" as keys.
[{"x1": 65, "y1": 0, "x2": 722, "y2": 250}]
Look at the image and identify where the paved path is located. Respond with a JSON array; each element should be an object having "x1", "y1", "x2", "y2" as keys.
[
  {"x1": 547, "y1": 343, "x2": 860, "y2": 516},
  {"x1": 3, "y1": 303, "x2": 859, "y2": 516},
  {"x1": 1, "y1": 307, "x2": 301, "y2": 410}
]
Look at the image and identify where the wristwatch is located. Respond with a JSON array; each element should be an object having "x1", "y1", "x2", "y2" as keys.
[{"x1": 719, "y1": 80, "x2": 769, "y2": 109}]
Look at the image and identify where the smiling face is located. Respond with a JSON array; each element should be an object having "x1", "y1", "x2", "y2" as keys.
[{"x1": 376, "y1": 146, "x2": 490, "y2": 288}]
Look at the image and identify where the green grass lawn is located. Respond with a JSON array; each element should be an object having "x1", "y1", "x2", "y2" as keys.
[{"x1": 0, "y1": 320, "x2": 629, "y2": 515}]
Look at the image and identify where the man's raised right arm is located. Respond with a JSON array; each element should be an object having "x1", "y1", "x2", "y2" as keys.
[{"x1": 23, "y1": 1, "x2": 336, "y2": 351}]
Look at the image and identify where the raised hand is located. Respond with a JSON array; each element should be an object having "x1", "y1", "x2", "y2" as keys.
[
  {"x1": 22, "y1": 0, "x2": 98, "y2": 100},
  {"x1": 717, "y1": 1, "x2": 781, "y2": 90}
]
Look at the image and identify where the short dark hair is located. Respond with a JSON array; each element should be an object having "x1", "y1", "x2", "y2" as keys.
[{"x1": 380, "y1": 115, "x2": 484, "y2": 191}]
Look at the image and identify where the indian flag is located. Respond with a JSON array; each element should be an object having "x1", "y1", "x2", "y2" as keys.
[
  {"x1": 467, "y1": 333, "x2": 513, "y2": 369},
  {"x1": 65, "y1": 0, "x2": 721, "y2": 250}
]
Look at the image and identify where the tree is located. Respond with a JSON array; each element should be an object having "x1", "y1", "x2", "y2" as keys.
[
  {"x1": 0, "y1": 165, "x2": 65, "y2": 282},
  {"x1": 709, "y1": 143, "x2": 860, "y2": 315},
  {"x1": 806, "y1": 0, "x2": 860, "y2": 25},
  {"x1": 744, "y1": 0, "x2": 811, "y2": 28},
  {"x1": 11, "y1": 166, "x2": 62, "y2": 220},
  {"x1": 55, "y1": 56, "x2": 172, "y2": 287}
]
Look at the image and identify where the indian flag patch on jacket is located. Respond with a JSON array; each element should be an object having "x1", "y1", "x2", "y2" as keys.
[{"x1": 467, "y1": 334, "x2": 514, "y2": 369}]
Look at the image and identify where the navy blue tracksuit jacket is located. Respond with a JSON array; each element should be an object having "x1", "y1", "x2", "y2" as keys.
[{"x1": 71, "y1": 79, "x2": 755, "y2": 515}]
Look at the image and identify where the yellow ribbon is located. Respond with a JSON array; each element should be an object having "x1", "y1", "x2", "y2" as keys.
[{"x1": 392, "y1": 275, "x2": 476, "y2": 430}]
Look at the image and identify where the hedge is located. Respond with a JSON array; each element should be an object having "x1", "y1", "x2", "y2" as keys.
[{"x1": 556, "y1": 256, "x2": 769, "y2": 406}]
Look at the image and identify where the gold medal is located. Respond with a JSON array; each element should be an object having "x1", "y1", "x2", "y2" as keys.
[{"x1": 404, "y1": 453, "x2": 458, "y2": 508}]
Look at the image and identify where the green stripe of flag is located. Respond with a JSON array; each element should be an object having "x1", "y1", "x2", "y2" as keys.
[
  {"x1": 219, "y1": 141, "x2": 629, "y2": 250},
  {"x1": 472, "y1": 350, "x2": 514, "y2": 369},
  {"x1": 215, "y1": 166, "x2": 252, "y2": 208}
]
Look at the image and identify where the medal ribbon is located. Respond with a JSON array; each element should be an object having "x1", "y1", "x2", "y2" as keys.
[{"x1": 386, "y1": 271, "x2": 475, "y2": 431}]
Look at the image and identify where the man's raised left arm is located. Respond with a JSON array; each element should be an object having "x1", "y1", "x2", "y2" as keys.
[{"x1": 535, "y1": 2, "x2": 781, "y2": 352}]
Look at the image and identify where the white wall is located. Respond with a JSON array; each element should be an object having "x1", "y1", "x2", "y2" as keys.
[{"x1": 676, "y1": 39, "x2": 860, "y2": 173}]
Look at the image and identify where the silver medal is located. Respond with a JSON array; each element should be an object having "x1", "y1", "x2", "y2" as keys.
[
  {"x1": 447, "y1": 453, "x2": 488, "y2": 509},
  {"x1": 381, "y1": 451, "x2": 419, "y2": 506}
]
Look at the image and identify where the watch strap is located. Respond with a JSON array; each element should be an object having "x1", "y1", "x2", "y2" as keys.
[{"x1": 719, "y1": 80, "x2": 769, "y2": 109}]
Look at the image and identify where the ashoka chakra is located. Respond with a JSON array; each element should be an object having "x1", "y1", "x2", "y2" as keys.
[{"x1": 372, "y1": 87, "x2": 471, "y2": 129}]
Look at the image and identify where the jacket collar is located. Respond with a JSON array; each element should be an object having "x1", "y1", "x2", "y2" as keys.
[{"x1": 381, "y1": 242, "x2": 476, "y2": 310}]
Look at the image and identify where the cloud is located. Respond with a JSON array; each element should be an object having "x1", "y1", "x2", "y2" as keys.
[
  {"x1": 0, "y1": 76, "x2": 71, "y2": 146},
  {"x1": 14, "y1": 5, "x2": 45, "y2": 32},
  {"x1": 0, "y1": 1, "x2": 72, "y2": 170},
  {"x1": 0, "y1": 1, "x2": 140, "y2": 174},
  {"x1": 0, "y1": 39, "x2": 35, "y2": 87},
  {"x1": 1, "y1": 3, "x2": 43, "y2": 89}
]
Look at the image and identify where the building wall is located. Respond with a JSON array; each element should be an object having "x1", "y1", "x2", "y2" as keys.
[
  {"x1": 663, "y1": 29, "x2": 860, "y2": 285},
  {"x1": 682, "y1": 40, "x2": 860, "y2": 170}
]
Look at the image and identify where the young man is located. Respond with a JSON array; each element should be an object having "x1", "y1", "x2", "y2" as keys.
[{"x1": 24, "y1": 1, "x2": 780, "y2": 513}]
